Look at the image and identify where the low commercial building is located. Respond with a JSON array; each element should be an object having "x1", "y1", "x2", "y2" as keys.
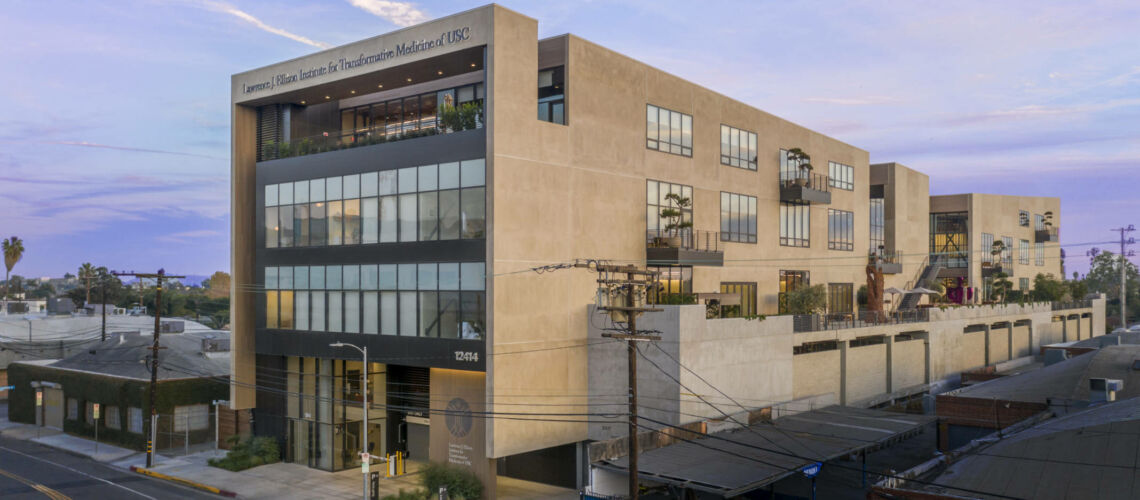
[{"x1": 7, "y1": 330, "x2": 230, "y2": 451}]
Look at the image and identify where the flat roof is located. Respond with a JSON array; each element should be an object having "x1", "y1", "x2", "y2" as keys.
[
  {"x1": 950, "y1": 345, "x2": 1140, "y2": 404},
  {"x1": 594, "y1": 406, "x2": 934, "y2": 497}
]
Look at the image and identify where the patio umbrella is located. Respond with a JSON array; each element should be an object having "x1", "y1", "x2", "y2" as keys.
[
  {"x1": 907, "y1": 287, "x2": 940, "y2": 295},
  {"x1": 884, "y1": 287, "x2": 905, "y2": 296}
]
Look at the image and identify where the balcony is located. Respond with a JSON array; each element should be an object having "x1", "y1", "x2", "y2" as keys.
[
  {"x1": 1036, "y1": 226, "x2": 1059, "y2": 243},
  {"x1": 258, "y1": 102, "x2": 483, "y2": 162},
  {"x1": 981, "y1": 262, "x2": 1005, "y2": 278},
  {"x1": 870, "y1": 249, "x2": 903, "y2": 274},
  {"x1": 646, "y1": 229, "x2": 723, "y2": 267},
  {"x1": 792, "y1": 309, "x2": 930, "y2": 333},
  {"x1": 779, "y1": 172, "x2": 832, "y2": 204}
]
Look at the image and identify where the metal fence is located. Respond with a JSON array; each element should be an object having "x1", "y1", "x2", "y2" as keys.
[
  {"x1": 792, "y1": 309, "x2": 931, "y2": 333},
  {"x1": 153, "y1": 409, "x2": 220, "y2": 457},
  {"x1": 1052, "y1": 299, "x2": 1094, "y2": 311},
  {"x1": 645, "y1": 229, "x2": 721, "y2": 252}
]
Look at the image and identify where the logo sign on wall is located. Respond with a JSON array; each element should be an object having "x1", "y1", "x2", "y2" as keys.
[{"x1": 445, "y1": 398, "x2": 473, "y2": 438}]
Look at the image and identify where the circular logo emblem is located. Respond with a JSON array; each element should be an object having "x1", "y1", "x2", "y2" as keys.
[{"x1": 446, "y1": 398, "x2": 473, "y2": 438}]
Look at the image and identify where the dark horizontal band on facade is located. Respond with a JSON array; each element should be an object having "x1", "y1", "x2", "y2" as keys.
[
  {"x1": 254, "y1": 329, "x2": 485, "y2": 372},
  {"x1": 256, "y1": 238, "x2": 485, "y2": 266}
]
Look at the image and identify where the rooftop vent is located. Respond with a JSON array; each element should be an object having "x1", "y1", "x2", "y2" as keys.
[{"x1": 1090, "y1": 378, "x2": 1123, "y2": 403}]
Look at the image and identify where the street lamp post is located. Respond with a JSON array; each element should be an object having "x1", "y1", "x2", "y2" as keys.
[{"x1": 331, "y1": 342, "x2": 369, "y2": 500}]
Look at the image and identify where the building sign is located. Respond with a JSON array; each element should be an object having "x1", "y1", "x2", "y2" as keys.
[
  {"x1": 36, "y1": 391, "x2": 42, "y2": 407},
  {"x1": 241, "y1": 27, "x2": 473, "y2": 95},
  {"x1": 93, "y1": 403, "x2": 100, "y2": 419}
]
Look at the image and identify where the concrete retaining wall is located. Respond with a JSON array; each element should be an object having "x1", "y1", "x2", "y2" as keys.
[
  {"x1": 846, "y1": 343, "x2": 887, "y2": 403},
  {"x1": 793, "y1": 350, "x2": 840, "y2": 400}
]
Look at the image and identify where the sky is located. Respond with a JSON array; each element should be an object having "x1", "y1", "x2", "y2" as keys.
[{"x1": 0, "y1": 0, "x2": 1137, "y2": 280}]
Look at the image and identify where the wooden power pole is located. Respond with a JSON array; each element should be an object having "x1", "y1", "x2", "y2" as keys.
[
  {"x1": 595, "y1": 264, "x2": 660, "y2": 500},
  {"x1": 112, "y1": 269, "x2": 183, "y2": 467}
]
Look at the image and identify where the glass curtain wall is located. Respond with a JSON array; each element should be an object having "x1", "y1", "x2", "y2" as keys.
[{"x1": 285, "y1": 357, "x2": 387, "y2": 471}]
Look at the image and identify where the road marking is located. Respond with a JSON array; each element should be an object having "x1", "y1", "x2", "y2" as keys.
[
  {"x1": 0, "y1": 467, "x2": 71, "y2": 500},
  {"x1": 0, "y1": 446, "x2": 157, "y2": 500}
]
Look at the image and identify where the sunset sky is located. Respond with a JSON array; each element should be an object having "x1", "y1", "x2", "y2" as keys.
[{"x1": 1, "y1": 0, "x2": 1136, "y2": 279}]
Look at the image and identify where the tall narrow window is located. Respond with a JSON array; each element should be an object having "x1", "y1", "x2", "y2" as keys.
[
  {"x1": 294, "y1": 204, "x2": 310, "y2": 246},
  {"x1": 719, "y1": 282, "x2": 757, "y2": 318},
  {"x1": 460, "y1": 188, "x2": 485, "y2": 239},
  {"x1": 720, "y1": 192, "x2": 757, "y2": 243},
  {"x1": 279, "y1": 206, "x2": 294, "y2": 247},
  {"x1": 869, "y1": 197, "x2": 885, "y2": 251},
  {"x1": 647, "y1": 180, "x2": 693, "y2": 238},
  {"x1": 931, "y1": 212, "x2": 968, "y2": 268},
  {"x1": 343, "y1": 199, "x2": 361, "y2": 245},
  {"x1": 538, "y1": 66, "x2": 566, "y2": 125},
  {"x1": 266, "y1": 291, "x2": 279, "y2": 329},
  {"x1": 827, "y1": 283, "x2": 854, "y2": 313},
  {"x1": 379, "y1": 196, "x2": 397, "y2": 243},
  {"x1": 310, "y1": 202, "x2": 327, "y2": 246},
  {"x1": 398, "y1": 194, "x2": 417, "y2": 242},
  {"x1": 828, "y1": 209, "x2": 854, "y2": 251},
  {"x1": 778, "y1": 270, "x2": 809, "y2": 314},
  {"x1": 361, "y1": 197, "x2": 378, "y2": 244},
  {"x1": 827, "y1": 162, "x2": 854, "y2": 190},
  {"x1": 265, "y1": 206, "x2": 279, "y2": 248},
  {"x1": 328, "y1": 201, "x2": 344, "y2": 245},
  {"x1": 780, "y1": 202, "x2": 810, "y2": 247},
  {"x1": 1002, "y1": 236, "x2": 1013, "y2": 269},
  {"x1": 1019, "y1": 239, "x2": 1030, "y2": 265},
  {"x1": 1036, "y1": 242, "x2": 1045, "y2": 266},
  {"x1": 981, "y1": 233, "x2": 995, "y2": 264}
]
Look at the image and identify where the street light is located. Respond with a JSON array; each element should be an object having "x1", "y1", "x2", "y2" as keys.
[{"x1": 330, "y1": 342, "x2": 369, "y2": 500}]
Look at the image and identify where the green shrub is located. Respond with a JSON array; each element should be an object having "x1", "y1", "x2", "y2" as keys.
[
  {"x1": 208, "y1": 436, "x2": 280, "y2": 472},
  {"x1": 421, "y1": 462, "x2": 482, "y2": 500}
]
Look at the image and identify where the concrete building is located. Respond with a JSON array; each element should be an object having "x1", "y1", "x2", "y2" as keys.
[{"x1": 229, "y1": 5, "x2": 1090, "y2": 494}]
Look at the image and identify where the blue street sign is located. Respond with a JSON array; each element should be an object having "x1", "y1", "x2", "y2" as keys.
[
  {"x1": 801, "y1": 462, "x2": 822, "y2": 478},
  {"x1": 0, "y1": 386, "x2": 14, "y2": 391}
]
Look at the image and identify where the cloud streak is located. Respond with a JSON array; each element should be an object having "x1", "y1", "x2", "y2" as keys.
[
  {"x1": 0, "y1": 140, "x2": 226, "y2": 160},
  {"x1": 348, "y1": 0, "x2": 429, "y2": 27},
  {"x1": 199, "y1": 1, "x2": 330, "y2": 49}
]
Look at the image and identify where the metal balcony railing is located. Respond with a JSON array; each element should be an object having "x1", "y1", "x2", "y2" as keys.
[
  {"x1": 645, "y1": 229, "x2": 721, "y2": 253},
  {"x1": 792, "y1": 308, "x2": 931, "y2": 333},
  {"x1": 779, "y1": 171, "x2": 832, "y2": 193},
  {"x1": 1052, "y1": 299, "x2": 1093, "y2": 311},
  {"x1": 869, "y1": 249, "x2": 902, "y2": 265}
]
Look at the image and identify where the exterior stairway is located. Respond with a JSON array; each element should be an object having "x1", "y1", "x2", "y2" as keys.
[{"x1": 899, "y1": 255, "x2": 944, "y2": 309}]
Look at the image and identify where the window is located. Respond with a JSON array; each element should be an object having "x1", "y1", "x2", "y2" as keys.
[
  {"x1": 67, "y1": 398, "x2": 78, "y2": 420},
  {"x1": 85, "y1": 401, "x2": 96, "y2": 425},
  {"x1": 1020, "y1": 277, "x2": 1030, "y2": 291},
  {"x1": 129, "y1": 407, "x2": 144, "y2": 434},
  {"x1": 647, "y1": 180, "x2": 693, "y2": 237},
  {"x1": 778, "y1": 270, "x2": 809, "y2": 314},
  {"x1": 869, "y1": 198, "x2": 884, "y2": 251},
  {"x1": 828, "y1": 209, "x2": 854, "y2": 251},
  {"x1": 1019, "y1": 239, "x2": 1030, "y2": 265},
  {"x1": 264, "y1": 262, "x2": 486, "y2": 340},
  {"x1": 720, "y1": 192, "x2": 757, "y2": 243},
  {"x1": 827, "y1": 283, "x2": 854, "y2": 313},
  {"x1": 1002, "y1": 236, "x2": 1013, "y2": 269},
  {"x1": 646, "y1": 104, "x2": 692, "y2": 157},
  {"x1": 931, "y1": 212, "x2": 968, "y2": 268},
  {"x1": 1034, "y1": 213, "x2": 1045, "y2": 230},
  {"x1": 719, "y1": 282, "x2": 757, "y2": 318},
  {"x1": 538, "y1": 66, "x2": 565, "y2": 124},
  {"x1": 649, "y1": 265, "x2": 692, "y2": 304},
  {"x1": 981, "y1": 233, "x2": 995, "y2": 264},
  {"x1": 173, "y1": 404, "x2": 210, "y2": 432},
  {"x1": 720, "y1": 125, "x2": 757, "y2": 170},
  {"x1": 1036, "y1": 242, "x2": 1045, "y2": 266},
  {"x1": 105, "y1": 405, "x2": 121, "y2": 430},
  {"x1": 780, "y1": 202, "x2": 810, "y2": 247},
  {"x1": 828, "y1": 162, "x2": 854, "y2": 190},
  {"x1": 1019, "y1": 210, "x2": 1030, "y2": 227},
  {"x1": 262, "y1": 158, "x2": 485, "y2": 248}
]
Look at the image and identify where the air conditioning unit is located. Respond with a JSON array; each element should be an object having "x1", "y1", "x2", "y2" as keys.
[{"x1": 1090, "y1": 378, "x2": 1123, "y2": 403}]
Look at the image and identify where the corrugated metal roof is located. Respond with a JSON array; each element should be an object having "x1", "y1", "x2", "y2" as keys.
[
  {"x1": 596, "y1": 405, "x2": 934, "y2": 497},
  {"x1": 953, "y1": 345, "x2": 1140, "y2": 404}
]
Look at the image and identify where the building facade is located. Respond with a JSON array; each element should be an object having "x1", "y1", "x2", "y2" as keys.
[{"x1": 230, "y1": 5, "x2": 1074, "y2": 494}]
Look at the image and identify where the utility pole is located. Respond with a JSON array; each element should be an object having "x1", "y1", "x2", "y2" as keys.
[
  {"x1": 113, "y1": 269, "x2": 184, "y2": 468},
  {"x1": 595, "y1": 264, "x2": 660, "y2": 500},
  {"x1": 100, "y1": 275, "x2": 108, "y2": 342},
  {"x1": 1111, "y1": 226, "x2": 1136, "y2": 328}
]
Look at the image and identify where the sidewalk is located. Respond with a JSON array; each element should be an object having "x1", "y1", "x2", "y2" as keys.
[{"x1": 2, "y1": 418, "x2": 576, "y2": 499}]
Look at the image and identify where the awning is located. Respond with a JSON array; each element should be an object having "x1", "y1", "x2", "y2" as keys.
[{"x1": 594, "y1": 406, "x2": 935, "y2": 498}]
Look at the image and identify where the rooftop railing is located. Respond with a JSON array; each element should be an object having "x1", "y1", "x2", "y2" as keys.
[
  {"x1": 869, "y1": 249, "x2": 903, "y2": 265},
  {"x1": 792, "y1": 308, "x2": 931, "y2": 333},
  {"x1": 1051, "y1": 299, "x2": 1094, "y2": 311},
  {"x1": 779, "y1": 171, "x2": 832, "y2": 193}
]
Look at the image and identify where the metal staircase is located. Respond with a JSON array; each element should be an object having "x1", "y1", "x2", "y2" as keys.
[{"x1": 899, "y1": 255, "x2": 944, "y2": 310}]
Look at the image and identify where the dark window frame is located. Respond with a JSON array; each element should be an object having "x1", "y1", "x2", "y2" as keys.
[
  {"x1": 720, "y1": 124, "x2": 757, "y2": 170},
  {"x1": 828, "y1": 161, "x2": 854, "y2": 190},
  {"x1": 720, "y1": 191, "x2": 758, "y2": 243},
  {"x1": 646, "y1": 104, "x2": 693, "y2": 157},
  {"x1": 780, "y1": 201, "x2": 810, "y2": 248},
  {"x1": 828, "y1": 208, "x2": 854, "y2": 251},
  {"x1": 720, "y1": 282, "x2": 757, "y2": 318}
]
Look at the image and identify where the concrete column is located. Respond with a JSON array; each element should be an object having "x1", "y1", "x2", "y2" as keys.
[
  {"x1": 984, "y1": 325, "x2": 992, "y2": 366},
  {"x1": 1007, "y1": 323, "x2": 1014, "y2": 361},
  {"x1": 1028, "y1": 323, "x2": 1036, "y2": 355},
  {"x1": 921, "y1": 333, "x2": 931, "y2": 385},
  {"x1": 1076, "y1": 315, "x2": 1083, "y2": 340},
  {"x1": 885, "y1": 335, "x2": 895, "y2": 394},
  {"x1": 839, "y1": 340, "x2": 850, "y2": 406},
  {"x1": 1061, "y1": 317, "x2": 1068, "y2": 342}
]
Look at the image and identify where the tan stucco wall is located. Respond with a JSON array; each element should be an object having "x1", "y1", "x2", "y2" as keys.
[
  {"x1": 793, "y1": 350, "x2": 841, "y2": 400},
  {"x1": 845, "y1": 344, "x2": 887, "y2": 403},
  {"x1": 230, "y1": 104, "x2": 257, "y2": 409},
  {"x1": 892, "y1": 340, "x2": 926, "y2": 390},
  {"x1": 871, "y1": 163, "x2": 930, "y2": 296},
  {"x1": 1012, "y1": 324, "x2": 1031, "y2": 358},
  {"x1": 960, "y1": 331, "x2": 986, "y2": 372},
  {"x1": 988, "y1": 327, "x2": 1010, "y2": 364}
]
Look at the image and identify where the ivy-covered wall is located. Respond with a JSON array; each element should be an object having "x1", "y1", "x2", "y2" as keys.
[{"x1": 8, "y1": 363, "x2": 228, "y2": 451}]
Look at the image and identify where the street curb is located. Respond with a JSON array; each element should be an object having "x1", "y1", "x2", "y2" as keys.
[{"x1": 129, "y1": 466, "x2": 238, "y2": 497}]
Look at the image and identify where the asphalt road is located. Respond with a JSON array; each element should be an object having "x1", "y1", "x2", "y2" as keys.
[{"x1": 0, "y1": 435, "x2": 219, "y2": 500}]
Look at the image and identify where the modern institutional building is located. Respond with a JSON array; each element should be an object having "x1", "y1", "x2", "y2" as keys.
[{"x1": 229, "y1": 5, "x2": 1083, "y2": 496}]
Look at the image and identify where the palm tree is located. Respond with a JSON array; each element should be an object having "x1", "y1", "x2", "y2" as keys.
[
  {"x1": 79, "y1": 262, "x2": 96, "y2": 305},
  {"x1": 2, "y1": 236, "x2": 24, "y2": 300}
]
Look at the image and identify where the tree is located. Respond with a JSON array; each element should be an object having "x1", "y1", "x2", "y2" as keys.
[
  {"x1": 991, "y1": 272, "x2": 1014, "y2": 304},
  {"x1": 785, "y1": 284, "x2": 827, "y2": 314},
  {"x1": 1085, "y1": 251, "x2": 1140, "y2": 326},
  {"x1": 78, "y1": 262, "x2": 96, "y2": 305},
  {"x1": 2, "y1": 236, "x2": 24, "y2": 300},
  {"x1": 205, "y1": 271, "x2": 231, "y2": 299},
  {"x1": 1030, "y1": 273, "x2": 1068, "y2": 302}
]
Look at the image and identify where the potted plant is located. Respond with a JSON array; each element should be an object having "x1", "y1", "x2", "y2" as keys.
[
  {"x1": 658, "y1": 192, "x2": 692, "y2": 248},
  {"x1": 787, "y1": 148, "x2": 812, "y2": 187}
]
